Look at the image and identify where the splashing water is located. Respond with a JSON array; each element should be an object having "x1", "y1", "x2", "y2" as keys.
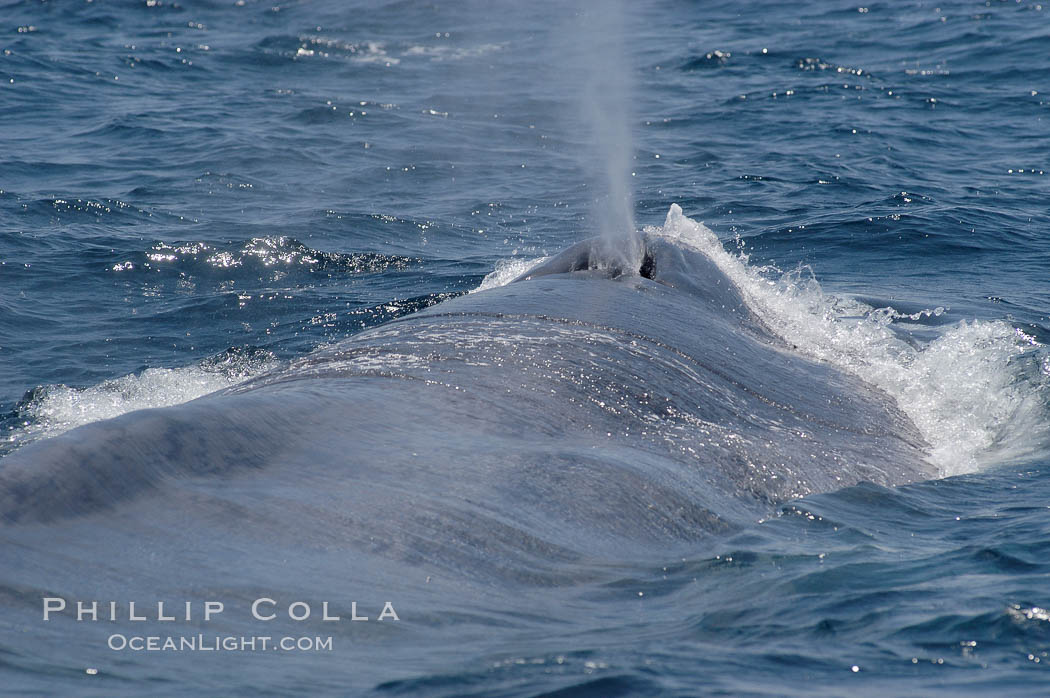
[
  {"x1": 2, "y1": 349, "x2": 278, "y2": 456},
  {"x1": 472, "y1": 256, "x2": 550, "y2": 293},
  {"x1": 648, "y1": 204, "x2": 1050, "y2": 476}
]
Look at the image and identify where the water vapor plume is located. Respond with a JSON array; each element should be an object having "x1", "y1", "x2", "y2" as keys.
[{"x1": 567, "y1": 0, "x2": 642, "y2": 273}]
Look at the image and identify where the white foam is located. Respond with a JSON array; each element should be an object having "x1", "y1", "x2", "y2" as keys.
[
  {"x1": 647, "y1": 203, "x2": 1049, "y2": 476},
  {"x1": 402, "y1": 43, "x2": 504, "y2": 62},
  {"x1": 5, "y1": 356, "x2": 277, "y2": 453},
  {"x1": 472, "y1": 256, "x2": 549, "y2": 293}
]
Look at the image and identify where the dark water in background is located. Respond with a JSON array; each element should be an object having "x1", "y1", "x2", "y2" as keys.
[{"x1": 1, "y1": 0, "x2": 1049, "y2": 694}]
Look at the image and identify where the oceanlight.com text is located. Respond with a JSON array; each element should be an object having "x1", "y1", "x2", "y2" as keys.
[{"x1": 107, "y1": 634, "x2": 333, "y2": 652}]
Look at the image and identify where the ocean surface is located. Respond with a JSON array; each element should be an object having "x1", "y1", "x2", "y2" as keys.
[{"x1": 2, "y1": 0, "x2": 1049, "y2": 695}]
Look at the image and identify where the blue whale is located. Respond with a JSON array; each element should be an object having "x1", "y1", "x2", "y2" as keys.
[{"x1": 0, "y1": 221, "x2": 933, "y2": 691}]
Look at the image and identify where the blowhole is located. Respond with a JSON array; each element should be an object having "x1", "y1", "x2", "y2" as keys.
[{"x1": 639, "y1": 248, "x2": 655, "y2": 279}]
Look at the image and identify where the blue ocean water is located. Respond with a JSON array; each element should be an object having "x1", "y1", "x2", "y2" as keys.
[{"x1": 1, "y1": 0, "x2": 1049, "y2": 695}]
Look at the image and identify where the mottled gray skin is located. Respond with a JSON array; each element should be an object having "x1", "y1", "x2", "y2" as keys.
[
  {"x1": 0, "y1": 235, "x2": 933, "y2": 541},
  {"x1": 0, "y1": 234, "x2": 933, "y2": 688}
]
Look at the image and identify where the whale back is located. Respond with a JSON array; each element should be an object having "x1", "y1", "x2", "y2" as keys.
[
  {"x1": 0, "y1": 235, "x2": 930, "y2": 549},
  {"x1": 0, "y1": 233, "x2": 935, "y2": 690}
]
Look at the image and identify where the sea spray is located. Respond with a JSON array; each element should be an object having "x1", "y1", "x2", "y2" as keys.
[
  {"x1": 1, "y1": 349, "x2": 278, "y2": 456},
  {"x1": 647, "y1": 204, "x2": 1050, "y2": 476},
  {"x1": 478, "y1": 205, "x2": 1049, "y2": 475}
]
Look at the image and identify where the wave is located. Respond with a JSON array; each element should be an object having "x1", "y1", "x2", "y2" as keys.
[
  {"x1": 471, "y1": 255, "x2": 550, "y2": 293},
  {"x1": 642, "y1": 205, "x2": 1049, "y2": 476},
  {"x1": 2, "y1": 347, "x2": 277, "y2": 456}
]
